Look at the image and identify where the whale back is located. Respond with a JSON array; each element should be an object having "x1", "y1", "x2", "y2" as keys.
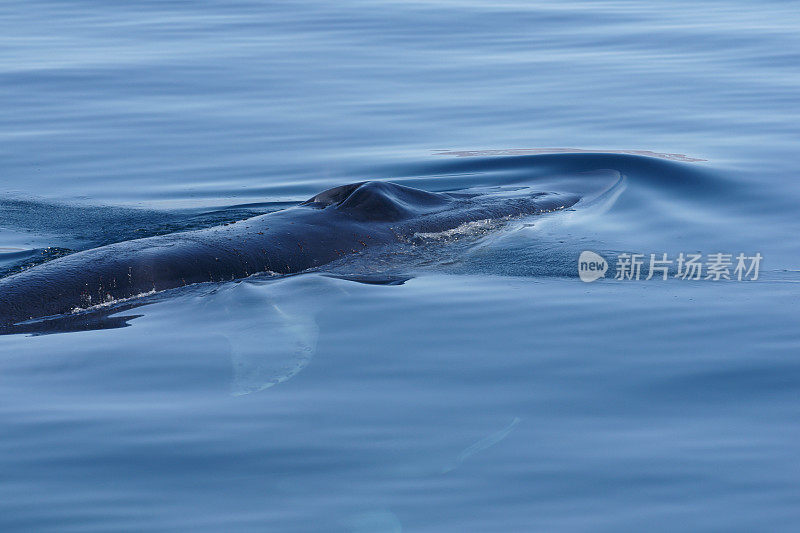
[
  {"x1": 302, "y1": 181, "x2": 452, "y2": 221},
  {"x1": 0, "y1": 179, "x2": 583, "y2": 329}
]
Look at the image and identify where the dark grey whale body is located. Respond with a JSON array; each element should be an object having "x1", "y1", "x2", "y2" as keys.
[{"x1": 0, "y1": 181, "x2": 578, "y2": 326}]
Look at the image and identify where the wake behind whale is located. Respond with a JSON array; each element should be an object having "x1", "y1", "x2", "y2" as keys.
[{"x1": 0, "y1": 180, "x2": 579, "y2": 328}]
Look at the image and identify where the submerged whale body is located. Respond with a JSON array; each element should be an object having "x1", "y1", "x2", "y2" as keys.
[{"x1": 0, "y1": 181, "x2": 578, "y2": 326}]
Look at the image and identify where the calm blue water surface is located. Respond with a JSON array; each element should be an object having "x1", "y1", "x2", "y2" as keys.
[{"x1": 1, "y1": 1, "x2": 799, "y2": 531}]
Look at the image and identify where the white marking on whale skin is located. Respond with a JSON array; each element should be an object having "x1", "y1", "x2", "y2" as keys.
[
  {"x1": 441, "y1": 416, "x2": 522, "y2": 474},
  {"x1": 67, "y1": 289, "x2": 159, "y2": 315},
  {"x1": 412, "y1": 219, "x2": 499, "y2": 242}
]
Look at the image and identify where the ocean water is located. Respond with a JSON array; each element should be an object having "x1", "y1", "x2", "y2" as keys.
[{"x1": 1, "y1": 1, "x2": 799, "y2": 531}]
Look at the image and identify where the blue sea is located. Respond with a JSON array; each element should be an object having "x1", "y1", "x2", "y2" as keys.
[{"x1": 1, "y1": 1, "x2": 799, "y2": 531}]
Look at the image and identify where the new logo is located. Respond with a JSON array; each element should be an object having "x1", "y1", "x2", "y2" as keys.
[{"x1": 578, "y1": 251, "x2": 608, "y2": 282}]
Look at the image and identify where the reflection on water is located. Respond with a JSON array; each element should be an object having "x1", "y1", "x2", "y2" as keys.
[
  {"x1": 435, "y1": 148, "x2": 707, "y2": 162},
  {"x1": 442, "y1": 416, "x2": 522, "y2": 474}
]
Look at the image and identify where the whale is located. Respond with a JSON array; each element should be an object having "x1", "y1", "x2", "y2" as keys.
[{"x1": 0, "y1": 181, "x2": 579, "y2": 327}]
